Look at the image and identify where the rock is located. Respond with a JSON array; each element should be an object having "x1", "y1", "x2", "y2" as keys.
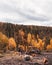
[
  {"x1": 43, "y1": 57, "x2": 49, "y2": 65},
  {"x1": 24, "y1": 55, "x2": 33, "y2": 61},
  {"x1": 27, "y1": 48, "x2": 41, "y2": 55},
  {"x1": 24, "y1": 56, "x2": 30, "y2": 61},
  {"x1": 0, "y1": 53, "x2": 4, "y2": 58}
]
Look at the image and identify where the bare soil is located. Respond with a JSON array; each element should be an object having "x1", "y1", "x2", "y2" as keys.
[{"x1": 0, "y1": 51, "x2": 52, "y2": 65}]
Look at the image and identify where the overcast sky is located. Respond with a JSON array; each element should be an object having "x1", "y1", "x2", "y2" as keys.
[{"x1": 0, "y1": 0, "x2": 52, "y2": 26}]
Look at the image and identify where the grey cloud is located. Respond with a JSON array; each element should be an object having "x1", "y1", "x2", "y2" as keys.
[
  {"x1": 0, "y1": 0, "x2": 52, "y2": 26},
  {"x1": 0, "y1": 0, "x2": 50, "y2": 22},
  {"x1": 0, "y1": 0, "x2": 49, "y2": 22},
  {"x1": 17, "y1": 10, "x2": 49, "y2": 21},
  {"x1": 0, "y1": 3, "x2": 15, "y2": 13},
  {"x1": 1, "y1": 17, "x2": 22, "y2": 24}
]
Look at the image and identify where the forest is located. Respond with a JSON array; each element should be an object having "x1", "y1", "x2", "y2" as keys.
[{"x1": 0, "y1": 22, "x2": 52, "y2": 52}]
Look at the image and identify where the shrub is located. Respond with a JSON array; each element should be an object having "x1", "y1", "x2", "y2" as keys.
[
  {"x1": 8, "y1": 37, "x2": 16, "y2": 50},
  {"x1": 0, "y1": 32, "x2": 9, "y2": 52}
]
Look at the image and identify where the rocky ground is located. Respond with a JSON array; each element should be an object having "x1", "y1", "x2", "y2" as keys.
[
  {"x1": 0, "y1": 51, "x2": 52, "y2": 65},
  {"x1": 42, "y1": 52, "x2": 52, "y2": 65}
]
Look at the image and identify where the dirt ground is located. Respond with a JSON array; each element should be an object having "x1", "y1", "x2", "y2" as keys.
[
  {"x1": 0, "y1": 51, "x2": 52, "y2": 65},
  {"x1": 42, "y1": 52, "x2": 52, "y2": 65}
]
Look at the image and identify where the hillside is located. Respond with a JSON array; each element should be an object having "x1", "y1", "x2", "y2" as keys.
[{"x1": 0, "y1": 22, "x2": 52, "y2": 51}]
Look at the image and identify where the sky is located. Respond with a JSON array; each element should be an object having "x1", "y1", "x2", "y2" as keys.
[{"x1": 0, "y1": 0, "x2": 52, "y2": 26}]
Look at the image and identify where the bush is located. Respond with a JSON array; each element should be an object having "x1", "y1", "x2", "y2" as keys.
[
  {"x1": 0, "y1": 32, "x2": 9, "y2": 52},
  {"x1": 8, "y1": 37, "x2": 17, "y2": 50}
]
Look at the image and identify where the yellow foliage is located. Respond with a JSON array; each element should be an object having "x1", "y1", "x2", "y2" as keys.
[
  {"x1": 36, "y1": 43, "x2": 40, "y2": 49},
  {"x1": 27, "y1": 33, "x2": 32, "y2": 44},
  {"x1": 18, "y1": 45, "x2": 25, "y2": 51},
  {"x1": 0, "y1": 32, "x2": 8, "y2": 44},
  {"x1": 46, "y1": 45, "x2": 52, "y2": 50},
  {"x1": 38, "y1": 42, "x2": 44, "y2": 50},
  {"x1": 19, "y1": 29, "x2": 25, "y2": 36},
  {"x1": 36, "y1": 38, "x2": 45, "y2": 50},
  {"x1": 31, "y1": 34, "x2": 45, "y2": 50},
  {"x1": 38, "y1": 38, "x2": 42, "y2": 44},
  {"x1": 31, "y1": 39, "x2": 37, "y2": 47},
  {"x1": 8, "y1": 37, "x2": 16, "y2": 50},
  {"x1": 31, "y1": 34, "x2": 35, "y2": 39},
  {"x1": 0, "y1": 32, "x2": 9, "y2": 51},
  {"x1": 50, "y1": 38, "x2": 52, "y2": 46}
]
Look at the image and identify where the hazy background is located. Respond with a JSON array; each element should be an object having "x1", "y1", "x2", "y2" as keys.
[{"x1": 0, "y1": 0, "x2": 52, "y2": 26}]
